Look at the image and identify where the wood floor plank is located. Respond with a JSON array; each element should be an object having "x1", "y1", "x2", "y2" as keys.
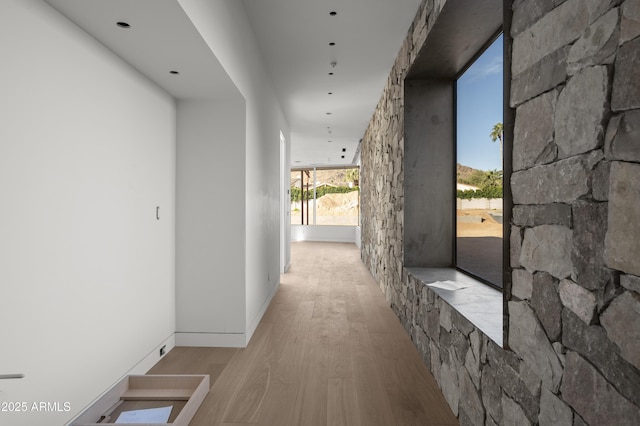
[
  {"x1": 349, "y1": 321, "x2": 397, "y2": 426},
  {"x1": 369, "y1": 331, "x2": 459, "y2": 425},
  {"x1": 328, "y1": 318, "x2": 352, "y2": 379},
  {"x1": 220, "y1": 322, "x2": 276, "y2": 423},
  {"x1": 290, "y1": 318, "x2": 329, "y2": 426},
  {"x1": 327, "y1": 377, "x2": 362, "y2": 426},
  {"x1": 147, "y1": 242, "x2": 458, "y2": 426},
  {"x1": 254, "y1": 381, "x2": 298, "y2": 426}
]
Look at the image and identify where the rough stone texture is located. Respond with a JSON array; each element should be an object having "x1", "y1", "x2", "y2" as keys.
[
  {"x1": 600, "y1": 291, "x2": 640, "y2": 369},
  {"x1": 469, "y1": 329, "x2": 481, "y2": 358},
  {"x1": 509, "y1": 301, "x2": 563, "y2": 392},
  {"x1": 567, "y1": 8, "x2": 620, "y2": 74},
  {"x1": 552, "y1": 342, "x2": 567, "y2": 367},
  {"x1": 621, "y1": 273, "x2": 640, "y2": 293},
  {"x1": 361, "y1": 0, "x2": 640, "y2": 424},
  {"x1": 605, "y1": 110, "x2": 640, "y2": 163},
  {"x1": 511, "y1": 151, "x2": 602, "y2": 204},
  {"x1": 559, "y1": 279, "x2": 597, "y2": 324},
  {"x1": 481, "y1": 364, "x2": 503, "y2": 425},
  {"x1": 555, "y1": 66, "x2": 609, "y2": 159},
  {"x1": 502, "y1": 393, "x2": 532, "y2": 426},
  {"x1": 531, "y1": 272, "x2": 563, "y2": 340},
  {"x1": 561, "y1": 351, "x2": 640, "y2": 426},
  {"x1": 612, "y1": 37, "x2": 640, "y2": 111},
  {"x1": 440, "y1": 359, "x2": 459, "y2": 416},
  {"x1": 487, "y1": 343, "x2": 539, "y2": 422},
  {"x1": 518, "y1": 362, "x2": 542, "y2": 397},
  {"x1": 464, "y1": 343, "x2": 481, "y2": 389},
  {"x1": 429, "y1": 340, "x2": 441, "y2": 384},
  {"x1": 510, "y1": 225, "x2": 522, "y2": 268},
  {"x1": 510, "y1": 46, "x2": 569, "y2": 107},
  {"x1": 520, "y1": 225, "x2": 573, "y2": 279},
  {"x1": 458, "y1": 366, "x2": 484, "y2": 426},
  {"x1": 439, "y1": 299, "x2": 452, "y2": 332},
  {"x1": 596, "y1": 272, "x2": 623, "y2": 312},
  {"x1": 621, "y1": 0, "x2": 640, "y2": 43},
  {"x1": 511, "y1": 0, "x2": 556, "y2": 37},
  {"x1": 513, "y1": 91, "x2": 557, "y2": 171},
  {"x1": 512, "y1": 203, "x2": 572, "y2": 227},
  {"x1": 584, "y1": 0, "x2": 624, "y2": 23},
  {"x1": 538, "y1": 387, "x2": 573, "y2": 426},
  {"x1": 604, "y1": 161, "x2": 640, "y2": 276},
  {"x1": 574, "y1": 415, "x2": 589, "y2": 426},
  {"x1": 512, "y1": 269, "x2": 533, "y2": 300},
  {"x1": 562, "y1": 309, "x2": 640, "y2": 407},
  {"x1": 512, "y1": 0, "x2": 589, "y2": 75},
  {"x1": 591, "y1": 159, "x2": 611, "y2": 201},
  {"x1": 572, "y1": 201, "x2": 609, "y2": 290},
  {"x1": 485, "y1": 416, "x2": 499, "y2": 426}
]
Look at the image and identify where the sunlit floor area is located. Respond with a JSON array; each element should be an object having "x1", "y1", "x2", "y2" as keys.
[{"x1": 149, "y1": 241, "x2": 458, "y2": 425}]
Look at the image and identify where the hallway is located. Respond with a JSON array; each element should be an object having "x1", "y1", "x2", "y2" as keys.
[{"x1": 149, "y1": 241, "x2": 458, "y2": 425}]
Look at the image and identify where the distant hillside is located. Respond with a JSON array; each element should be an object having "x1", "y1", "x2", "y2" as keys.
[
  {"x1": 457, "y1": 163, "x2": 483, "y2": 182},
  {"x1": 292, "y1": 165, "x2": 483, "y2": 186},
  {"x1": 291, "y1": 168, "x2": 357, "y2": 187}
]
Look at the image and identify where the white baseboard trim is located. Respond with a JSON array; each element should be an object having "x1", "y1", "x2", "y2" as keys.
[
  {"x1": 246, "y1": 280, "x2": 280, "y2": 344},
  {"x1": 291, "y1": 225, "x2": 356, "y2": 243},
  {"x1": 128, "y1": 334, "x2": 176, "y2": 374},
  {"x1": 175, "y1": 332, "x2": 247, "y2": 348}
]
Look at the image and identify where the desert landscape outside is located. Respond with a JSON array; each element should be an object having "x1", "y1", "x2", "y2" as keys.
[{"x1": 290, "y1": 168, "x2": 360, "y2": 226}]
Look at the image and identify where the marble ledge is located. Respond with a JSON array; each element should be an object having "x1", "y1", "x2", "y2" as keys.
[{"x1": 406, "y1": 267, "x2": 503, "y2": 347}]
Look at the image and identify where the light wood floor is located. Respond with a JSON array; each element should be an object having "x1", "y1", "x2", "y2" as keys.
[{"x1": 149, "y1": 241, "x2": 458, "y2": 425}]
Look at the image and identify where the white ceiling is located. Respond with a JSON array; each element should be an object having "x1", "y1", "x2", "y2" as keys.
[
  {"x1": 44, "y1": 0, "x2": 239, "y2": 100},
  {"x1": 241, "y1": 0, "x2": 422, "y2": 167},
  {"x1": 44, "y1": 0, "x2": 423, "y2": 168}
]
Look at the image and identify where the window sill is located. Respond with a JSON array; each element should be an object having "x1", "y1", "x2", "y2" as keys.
[{"x1": 406, "y1": 267, "x2": 503, "y2": 347}]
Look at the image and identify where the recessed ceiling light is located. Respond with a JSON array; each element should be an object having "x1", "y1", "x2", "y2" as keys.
[
  {"x1": 342, "y1": 148, "x2": 346, "y2": 152},
  {"x1": 328, "y1": 92, "x2": 333, "y2": 95},
  {"x1": 329, "y1": 42, "x2": 336, "y2": 46},
  {"x1": 330, "y1": 11, "x2": 337, "y2": 16},
  {"x1": 328, "y1": 140, "x2": 333, "y2": 143},
  {"x1": 116, "y1": 22, "x2": 131, "y2": 28},
  {"x1": 329, "y1": 72, "x2": 334, "y2": 75},
  {"x1": 169, "y1": 70, "x2": 180, "y2": 75},
  {"x1": 326, "y1": 112, "x2": 332, "y2": 115},
  {"x1": 341, "y1": 155, "x2": 345, "y2": 159}
]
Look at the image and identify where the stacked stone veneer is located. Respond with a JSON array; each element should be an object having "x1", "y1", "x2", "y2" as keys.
[{"x1": 360, "y1": 0, "x2": 640, "y2": 424}]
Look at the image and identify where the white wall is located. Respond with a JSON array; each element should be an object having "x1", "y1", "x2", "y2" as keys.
[
  {"x1": 0, "y1": 1, "x2": 176, "y2": 425},
  {"x1": 291, "y1": 225, "x2": 357, "y2": 244},
  {"x1": 175, "y1": 99, "x2": 247, "y2": 346},
  {"x1": 457, "y1": 198, "x2": 503, "y2": 210},
  {"x1": 178, "y1": 0, "x2": 290, "y2": 343}
]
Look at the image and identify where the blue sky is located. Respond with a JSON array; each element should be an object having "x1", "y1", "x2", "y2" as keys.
[{"x1": 456, "y1": 34, "x2": 503, "y2": 171}]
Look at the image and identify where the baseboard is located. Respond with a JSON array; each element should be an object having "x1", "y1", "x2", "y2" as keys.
[
  {"x1": 175, "y1": 332, "x2": 247, "y2": 348},
  {"x1": 129, "y1": 334, "x2": 176, "y2": 374},
  {"x1": 291, "y1": 224, "x2": 356, "y2": 243},
  {"x1": 245, "y1": 279, "x2": 280, "y2": 344}
]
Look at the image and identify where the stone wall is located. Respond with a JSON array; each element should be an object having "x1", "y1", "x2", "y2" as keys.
[{"x1": 360, "y1": 0, "x2": 640, "y2": 424}]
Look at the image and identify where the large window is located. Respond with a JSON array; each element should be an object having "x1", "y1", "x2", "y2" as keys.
[
  {"x1": 290, "y1": 167, "x2": 359, "y2": 226},
  {"x1": 455, "y1": 34, "x2": 504, "y2": 288}
]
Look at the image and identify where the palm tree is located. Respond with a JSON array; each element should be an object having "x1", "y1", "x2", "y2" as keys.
[{"x1": 490, "y1": 122, "x2": 503, "y2": 168}]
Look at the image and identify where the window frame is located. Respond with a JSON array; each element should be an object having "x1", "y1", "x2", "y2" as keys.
[
  {"x1": 453, "y1": 31, "x2": 505, "y2": 291},
  {"x1": 290, "y1": 166, "x2": 360, "y2": 227}
]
